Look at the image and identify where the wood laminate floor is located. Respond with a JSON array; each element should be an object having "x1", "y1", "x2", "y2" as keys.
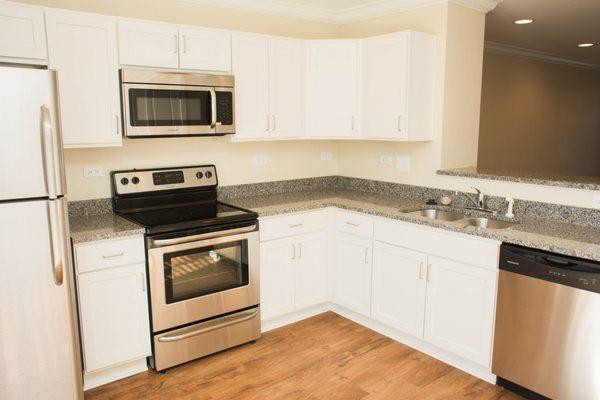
[{"x1": 86, "y1": 312, "x2": 522, "y2": 400}]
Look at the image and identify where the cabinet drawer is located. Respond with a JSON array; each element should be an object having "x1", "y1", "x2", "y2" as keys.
[
  {"x1": 335, "y1": 210, "x2": 374, "y2": 238},
  {"x1": 75, "y1": 236, "x2": 145, "y2": 274},
  {"x1": 260, "y1": 210, "x2": 329, "y2": 241},
  {"x1": 374, "y1": 220, "x2": 499, "y2": 270}
]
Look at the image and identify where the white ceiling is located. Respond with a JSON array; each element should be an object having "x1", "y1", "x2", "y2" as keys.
[
  {"x1": 272, "y1": 0, "x2": 386, "y2": 11},
  {"x1": 485, "y1": 0, "x2": 600, "y2": 64}
]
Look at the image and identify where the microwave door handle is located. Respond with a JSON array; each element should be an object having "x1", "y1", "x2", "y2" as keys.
[{"x1": 210, "y1": 88, "x2": 217, "y2": 130}]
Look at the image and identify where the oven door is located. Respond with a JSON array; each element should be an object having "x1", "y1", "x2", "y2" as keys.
[
  {"x1": 123, "y1": 83, "x2": 217, "y2": 137},
  {"x1": 147, "y1": 225, "x2": 259, "y2": 333}
]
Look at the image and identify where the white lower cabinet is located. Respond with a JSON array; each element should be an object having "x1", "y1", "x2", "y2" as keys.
[
  {"x1": 423, "y1": 255, "x2": 496, "y2": 367},
  {"x1": 371, "y1": 242, "x2": 427, "y2": 338},
  {"x1": 333, "y1": 232, "x2": 372, "y2": 316},
  {"x1": 260, "y1": 231, "x2": 328, "y2": 320}
]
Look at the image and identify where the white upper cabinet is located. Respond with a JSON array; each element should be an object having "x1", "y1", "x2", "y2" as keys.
[
  {"x1": 179, "y1": 27, "x2": 231, "y2": 71},
  {"x1": 46, "y1": 11, "x2": 121, "y2": 147},
  {"x1": 307, "y1": 40, "x2": 360, "y2": 139},
  {"x1": 232, "y1": 34, "x2": 303, "y2": 141},
  {"x1": 0, "y1": 1, "x2": 46, "y2": 61},
  {"x1": 363, "y1": 31, "x2": 436, "y2": 141},
  {"x1": 118, "y1": 20, "x2": 179, "y2": 68}
]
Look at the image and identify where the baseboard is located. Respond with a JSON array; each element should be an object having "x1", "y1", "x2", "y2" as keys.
[
  {"x1": 84, "y1": 357, "x2": 149, "y2": 391},
  {"x1": 261, "y1": 303, "x2": 332, "y2": 332}
]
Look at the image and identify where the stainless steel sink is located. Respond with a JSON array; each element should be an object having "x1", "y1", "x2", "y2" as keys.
[
  {"x1": 405, "y1": 209, "x2": 467, "y2": 222},
  {"x1": 461, "y1": 217, "x2": 516, "y2": 230}
]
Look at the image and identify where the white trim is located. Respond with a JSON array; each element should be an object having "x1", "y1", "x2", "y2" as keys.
[
  {"x1": 84, "y1": 357, "x2": 148, "y2": 391},
  {"x1": 485, "y1": 41, "x2": 600, "y2": 70},
  {"x1": 180, "y1": 0, "x2": 502, "y2": 24}
]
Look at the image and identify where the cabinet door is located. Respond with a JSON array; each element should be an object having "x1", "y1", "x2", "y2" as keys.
[
  {"x1": 0, "y1": 2, "x2": 46, "y2": 60},
  {"x1": 46, "y1": 11, "x2": 121, "y2": 147},
  {"x1": 268, "y1": 38, "x2": 303, "y2": 138},
  {"x1": 118, "y1": 20, "x2": 178, "y2": 68},
  {"x1": 78, "y1": 263, "x2": 151, "y2": 372},
  {"x1": 424, "y1": 256, "x2": 496, "y2": 367},
  {"x1": 363, "y1": 33, "x2": 408, "y2": 139},
  {"x1": 260, "y1": 237, "x2": 296, "y2": 320},
  {"x1": 294, "y1": 231, "x2": 328, "y2": 309},
  {"x1": 307, "y1": 40, "x2": 360, "y2": 138},
  {"x1": 333, "y1": 232, "x2": 372, "y2": 316},
  {"x1": 179, "y1": 28, "x2": 231, "y2": 71},
  {"x1": 231, "y1": 34, "x2": 270, "y2": 139},
  {"x1": 371, "y1": 242, "x2": 427, "y2": 338}
]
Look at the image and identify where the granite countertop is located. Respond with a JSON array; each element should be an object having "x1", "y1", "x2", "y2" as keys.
[
  {"x1": 70, "y1": 213, "x2": 144, "y2": 244},
  {"x1": 222, "y1": 189, "x2": 600, "y2": 262},
  {"x1": 437, "y1": 166, "x2": 600, "y2": 191}
]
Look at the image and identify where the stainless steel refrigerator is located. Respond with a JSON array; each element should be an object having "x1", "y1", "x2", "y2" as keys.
[{"x1": 0, "y1": 65, "x2": 83, "y2": 399}]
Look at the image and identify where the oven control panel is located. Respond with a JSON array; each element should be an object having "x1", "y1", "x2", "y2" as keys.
[{"x1": 112, "y1": 165, "x2": 217, "y2": 195}]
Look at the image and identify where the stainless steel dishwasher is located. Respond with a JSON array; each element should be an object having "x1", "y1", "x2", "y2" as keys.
[{"x1": 493, "y1": 244, "x2": 600, "y2": 400}]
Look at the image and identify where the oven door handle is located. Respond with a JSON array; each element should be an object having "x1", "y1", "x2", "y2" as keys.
[
  {"x1": 157, "y1": 308, "x2": 259, "y2": 343},
  {"x1": 150, "y1": 224, "x2": 257, "y2": 248}
]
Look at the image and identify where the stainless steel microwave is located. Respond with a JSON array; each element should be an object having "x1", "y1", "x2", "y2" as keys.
[{"x1": 120, "y1": 68, "x2": 235, "y2": 138}]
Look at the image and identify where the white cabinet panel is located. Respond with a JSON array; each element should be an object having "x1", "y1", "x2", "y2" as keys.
[
  {"x1": 372, "y1": 242, "x2": 427, "y2": 338},
  {"x1": 232, "y1": 34, "x2": 269, "y2": 139},
  {"x1": 334, "y1": 232, "x2": 372, "y2": 316},
  {"x1": 268, "y1": 38, "x2": 303, "y2": 138},
  {"x1": 46, "y1": 11, "x2": 121, "y2": 147},
  {"x1": 260, "y1": 237, "x2": 295, "y2": 320},
  {"x1": 294, "y1": 231, "x2": 328, "y2": 309},
  {"x1": 78, "y1": 263, "x2": 151, "y2": 372},
  {"x1": 424, "y1": 256, "x2": 496, "y2": 367},
  {"x1": 259, "y1": 210, "x2": 329, "y2": 242},
  {"x1": 179, "y1": 28, "x2": 231, "y2": 71},
  {"x1": 118, "y1": 20, "x2": 178, "y2": 68},
  {"x1": 307, "y1": 40, "x2": 360, "y2": 138},
  {"x1": 0, "y1": 2, "x2": 46, "y2": 60}
]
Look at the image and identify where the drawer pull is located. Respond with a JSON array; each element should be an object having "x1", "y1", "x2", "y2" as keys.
[
  {"x1": 289, "y1": 223, "x2": 303, "y2": 228},
  {"x1": 346, "y1": 221, "x2": 360, "y2": 227},
  {"x1": 102, "y1": 252, "x2": 124, "y2": 259}
]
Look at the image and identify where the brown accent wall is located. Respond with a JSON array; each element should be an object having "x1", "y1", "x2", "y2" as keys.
[{"x1": 477, "y1": 51, "x2": 600, "y2": 176}]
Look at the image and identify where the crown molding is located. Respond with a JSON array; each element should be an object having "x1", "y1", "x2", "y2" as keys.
[
  {"x1": 485, "y1": 41, "x2": 600, "y2": 70},
  {"x1": 180, "y1": 0, "x2": 503, "y2": 25}
]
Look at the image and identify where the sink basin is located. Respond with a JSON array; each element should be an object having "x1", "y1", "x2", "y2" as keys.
[
  {"x1": 461, "y1": 217, "x2": 516, "y2": 230},
  {"x1": 405, "y1": 209, "x2": 466, "y2": 222}
]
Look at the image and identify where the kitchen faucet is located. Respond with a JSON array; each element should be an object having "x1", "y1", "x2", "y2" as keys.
[{"x1": 460, "y1": 187, "x2": 495, "y2": 214}]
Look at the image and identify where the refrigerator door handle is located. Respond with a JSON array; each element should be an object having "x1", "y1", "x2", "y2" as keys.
[
  {"x1": 47, "y1": 200, "x2": 65, "y2": 286},
  {"x1": 41, "y1": 104, "x2": 58, "y2": 199}
]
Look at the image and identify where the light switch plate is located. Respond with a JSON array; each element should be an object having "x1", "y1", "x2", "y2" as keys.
[
  {"x1": 321, "y1": 152, "x2": 333, "y2": 161},
  {"x1": 252, "y1": 154, "x2": 268, "y2": 166},
  {"x1": 380, "y1": 155, "x2": 392, "y2": 165},
  {"x1": 396, "y1": 155, "x2": 410, "y2": 172},
  {"x1": 84, "y1": 166, "x2": 102, "y2": 178},
  {"x1": 593, "y1": 194, "x2": 600, "y2": 209}
]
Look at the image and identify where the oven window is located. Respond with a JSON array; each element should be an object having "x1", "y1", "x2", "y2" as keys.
[
  {"x1": 163, "y1": 240, "x2": 248, "y2": 304},
  {"x1": 128, "y1": 88, "x2": 212, "y2": 126}
]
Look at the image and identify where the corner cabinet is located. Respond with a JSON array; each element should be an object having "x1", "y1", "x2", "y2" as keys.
[
  {"x1": 0, "y1": 1, "x2": 47, "y2": 62},
  {"x1": 231, "y1": 34, "x2": 303, "y2": 141},
  {"x1": 362, "y1": 31, "x2": 436, "y2": 141},
  {"x1": 307, "y1": 40, "x2": 361, "y2": 139},
  {"x1": 46, "y1": 11, "x2": 122, "y2": 148}
]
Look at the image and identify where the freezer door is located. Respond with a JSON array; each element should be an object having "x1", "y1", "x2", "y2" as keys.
[
  {"x1": 0, "y1": 66, "x2": 66, "y2": 200},
  {"x1": 0, "y1": 200, "x2": 82, "y2": 400}
]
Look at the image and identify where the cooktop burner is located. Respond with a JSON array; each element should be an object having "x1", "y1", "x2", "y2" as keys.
[{"x1": 111, "y1": 165, "x2": 257, "y2": 235}]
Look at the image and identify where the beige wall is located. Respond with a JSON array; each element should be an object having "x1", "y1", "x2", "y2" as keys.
[{"x1": 478, "y1": 51, "x2": 600, "y2": 176}]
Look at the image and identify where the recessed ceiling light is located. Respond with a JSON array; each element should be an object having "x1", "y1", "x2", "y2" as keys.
[
  {"x1": 514, "y1": 19, "x2": 534, "y2": 25},
  {"x1": 578, "y1": 43, "x2": 595, "y2": 48}
]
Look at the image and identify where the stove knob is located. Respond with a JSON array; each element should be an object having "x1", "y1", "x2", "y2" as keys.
[
  {"x1": 131, "y1": 176, "x2": 140, "y2": 184},
  {"x1": 195, "y1": 171, "x2": 204, "y2": 179},
  {"x1": 205, "y1": 171, "x2": 213, "y2": 179},
  {"x1": 120, "y1": 177, "x2": 129, "y2": 185}
]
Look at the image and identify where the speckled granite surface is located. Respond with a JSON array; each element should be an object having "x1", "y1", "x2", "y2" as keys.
[
  {"x1": 438, "y1": 166, "x2": 600, "y2": 191},
  {"x1": 69, "y1": 214, "x2": 144, "y2": 244},
  {"x1": 222, "y1": 189, "x2": 600, "y2": 262}
]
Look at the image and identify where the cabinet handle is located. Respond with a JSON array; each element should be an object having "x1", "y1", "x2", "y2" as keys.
[
  {"x1": 351, "y1": 115, "x2": 355, "y2": 131},
  {"x1": 426, "y1": 264, "x2": 432, "y2": 282},
  {"x1": 298, "y1": 243, "x2": 302, "y2": 259},
  {"x1": 397, "y1": 115, "x2": 402, "y2": 132},
  {"x1": 291, "y1": 244, "x2": 296, "y2": 260},
  {"x1": 364, "y1": 247, "x2": 370, "y2": 264},
  {"x1": 182, "y1": 34, "x2": 186, "y2": 53},
  {"x1": 419, "y1": 262, "x2": 425, "y2": 280},
  {"x1": 115, "y1": 115, "x2": 120, "y2": 135},
  {"x1": 140, "y1": 273, "x2": 146, "y2": 292},
  {"x1": 102, "y1": 252, "x2": 124, "y2": 259},
  {"x1": 346, "y1": 221, "x2": 359, "y2": 227},
  {"x1": 271, "y1": 115, "x2": 276, "y2": 131},
  {"x1": 174, "y1": 34, "x2": 178, "y2": 53},
  {"x1": 265, "y1": 115, "x2": 270, "y2": 131},
  {"x1": 288, "y1": 223, "x2": 303, "y2": 228}
]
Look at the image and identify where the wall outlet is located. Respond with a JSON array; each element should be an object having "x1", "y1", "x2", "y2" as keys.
[
  {"x1": 396, "y1": 155, "x2": 410, "y2": 172},
  {"x1": 83, "y1": 166, "x2": 102, "y2": 178},
  {"x1": 321, "y1": 152, "x2": 333, "y2": 161},
  {"x1": 380, "y1": 155, "x2": 393, "y2": 165},
  {"x1": 252, "y1": 154, "x2": 268, "y2": 166},
  {"x1": 593, "y1": 194, "x2": 600, "y2": 209}
]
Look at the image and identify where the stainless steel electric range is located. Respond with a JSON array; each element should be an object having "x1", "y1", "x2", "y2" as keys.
[{"x1": 111, "y1": 165, "x2": 260, "y2": 371}]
